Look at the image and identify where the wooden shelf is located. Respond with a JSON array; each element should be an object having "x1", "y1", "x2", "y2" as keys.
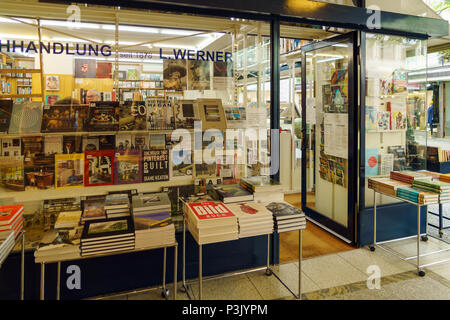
[
  {"x1": 0, "y1": 94, "x2": 41, "y2": 99},
  {"x1": 0, "y1": 176, "x2": 193, "y2": 202},
  {"x1": 0, "y1": 69, "x2": 41, "y2": 74}
]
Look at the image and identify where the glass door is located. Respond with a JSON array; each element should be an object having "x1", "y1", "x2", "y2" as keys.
[{"x1": 301, "y1": 32, "x2": 357, "y2": 243}]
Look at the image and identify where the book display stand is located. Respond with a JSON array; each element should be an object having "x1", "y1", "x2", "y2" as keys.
[
  {"x1": 369, "y1": 186, "x2": 450, "y2": 276},
  {"x1": 179, "y1": 198, "x2": 304, "y2": 300},
  {"x1": 0, "y1": 231, "x2": 25, "y2": 300},
  {"x1": 36, "y1": 242, "x2": 178, "y2": 300}
]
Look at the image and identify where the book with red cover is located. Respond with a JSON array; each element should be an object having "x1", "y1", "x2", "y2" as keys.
[
  {"x1": 186, "y1": 202, "x2": 236, "y2": 224},
  {"x1": 96, "y1": 62, "x2": 112, "y2": 79},
  {"x1": 0, "y1": 205, "x2": 24, "y2": 226},
  {"x1": 84, "y1": 150, "x2": 115, "y2": 187}
]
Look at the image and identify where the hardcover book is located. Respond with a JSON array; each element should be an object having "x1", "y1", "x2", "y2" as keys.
[
  {"x1": 62, "y1": 136, "x2": 82, "y2": 154},
  {"x1": 82, "y1": 136, "x2": 99, "y2": 151},
  {"x1": 82, "y1": 195, "x2": 106, "y2": 221},
  {"x1": 0, "y1": 100, "x2": 13, "y2": 133},
  {"x1": 132, "y1": 192, "x2": 171, "y2": 211},
  {"x1": 187, "y1": 60, "x2": 211, "y2": 91},
  {"x1": 88, "y1": 101, "x2": 120, "y2": 131},
  {"x1": 24, "y1": 154, "x2": 55, "y2": 190},
  {"x1": 41, "y1": 104, "x2": 72, "y2": 132},
  {"x1": 98, "y1": 135, "x2": 115, "y2": 150},
  {"x1": 115, "y1": 134, "x2": 134, "y2": 151},
  {"x1": 55, "y1": 153, "x2": 84, "y2": 189},
  {"x1": 365, "y1": 106, "x2": 377, "y2": 131},
  {"x1": 119, "y1": 101, "x2": 147, "y2": 131},
  {"x1": 186, "y1": 201, "x2": 236, "y2": 224},
  {"x1": 1, "y1": 138, "x2": 21, "y2": 156},
  {"x1": 142, "y1": 149, "x2": 170, "y2": 183},
  {"x1": 114, "y1": 149, "x2": 142, "y2": 184},
  {"x1": 0, "y1": 156, "x2": 25, "y2": 191},
  {"x1": 96, "y1": 61, "x2": 112, "y2": 79},
  {"x1": 9, "y1": 102, "x2": 43, "y2": 134},
  {"x1": 197, "y1": 98, "x2": 227, "y2": 130},
  {"x1": 134, "y1": 214, "x2": 172, "y2": 230},
  {"x1": 174, "y1": 100, "x2": 198, "y2": 129},
  {"x1": 149, "y1": 134, "x2": 166, "y2": 149},
  {"x1": 134, "y1": 133, "x2": 149, "y2": 150},
  {"x1": 82, "y1": 217, "x2": 134, "y2": 239},
  {"x1": 75, "y1": 59, "x2": 97, "y2": 78},
  {"x1": 146, "y1": 98, "x2": 175, "y2": 130},
  {"x1": 210, "y1": 184, "x2": 253, "y2": 203},
  {"x1": 84, "y1": 150, "x2": 114, "y2": 187},
  {"x1": 265, "y1": 202, "x2": 305, "y2": 220},
  {"x1": 22, "y1": 136, "x2": 44, "y2": 168}
]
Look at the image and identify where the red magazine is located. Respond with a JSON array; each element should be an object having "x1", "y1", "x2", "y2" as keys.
[
  {"x1": 84, "y1": 150, "x2": 115, "y2": 186},
  {"x1": 0, "y1": 205, "x2": 24, "y2": 226},
  {"x1": 187, "y1": 202, "x2": 235, "y2": 220}
]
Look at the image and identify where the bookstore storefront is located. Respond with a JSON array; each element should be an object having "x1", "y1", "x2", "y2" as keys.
[{"x1": 0, "y1": 0, "x2": 447, "y2": 299}]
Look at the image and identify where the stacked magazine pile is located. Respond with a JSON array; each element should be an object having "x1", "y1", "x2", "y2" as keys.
[
  {"x1": 0, "y1": 232, "x2": 15, "y2": 265},
  {"x1": 105, "y1": 193, "x2": 131, "y2": 219},
  {"x1": 132, "y1": 193, "x2": 175, "y2": 248},
  {"x1": 227, "y1": 202, "x2": 273, "y2": 238},
  {"x1": 80, "y1": 217, "x2": 135, "y2": 257},
  {"x1": 0, "y1": 205, "x2": 24, "y2": 240},
  {"x1": 81, "y1": 195, "x2": 106, "y2": 223},
  {"x1": 390, "y1": 170, "x2": 433, "y2": 184},
  {"x1": 240, "y1": 176, "x2": 284, "y2": 203},
  {"x1": 367, "y1": 177, "x2": 410, "y2": 197},
  {"x1": 184, "y1": 201, "x2": 238, "y2": 244},
  {"x1": 34, "y1": 227, "x2": 82, "y2": 262},
  {"x1": 265, "y1": 202, "x2": 306, "y2": 233},
  {"x1": 412, "y1": 179, "x2": 450, "y2": 203}
]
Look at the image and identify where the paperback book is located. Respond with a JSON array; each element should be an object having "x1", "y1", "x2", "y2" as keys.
[
  {"x1": 114, "y1": 149, "x2": 142, "y2": 184},
  {"x1": 142, "y1": 149, "x2": 170, "y2": 182}
]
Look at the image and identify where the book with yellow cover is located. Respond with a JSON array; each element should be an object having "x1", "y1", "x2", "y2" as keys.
[
  {"x1": 55, "y1": 153, "x2": 84, "y2": 189},
  {"x1": 54, "y1": 211, "x2": 82, "y2": 229}
]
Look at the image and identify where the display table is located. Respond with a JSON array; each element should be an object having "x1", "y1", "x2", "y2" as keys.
[
  {"x1": 0, "y1": 231, "x2": 25, "y2": 300},
  {"x1": 36, "y1": 242, "x2": 178, "y2": 300},
  {"x1": 181, "y1": 211, "x2": 303, "y2": 300},
  {"x1": 369, "y1": 187, "x2": 450, "y2": 276}
]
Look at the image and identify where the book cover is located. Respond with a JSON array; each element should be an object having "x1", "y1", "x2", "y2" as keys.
[
  {"x1": 8, "y1": 103, "x2": 23, "y2": 134},
  {"x1": 84, "y1": 150, "x2": 114, "y2": 187},
  {"x1": 187, "y1": 60, "x2": 211, "y2": 91},
  {"x1": 226, "y1": 202, "x2": 272, "y2": 219},
  {"x1": 1, "y1": 138, "x2": 21, "y2": 156},
  {"x1": 223, "y1": 105, "x2": 247, "y2": 129},
  {"x1": 134, "y1": 214, "x2": 172, "y2": 230},
  {"x1": 392, "y1": 111, "x2": 407, "y2": 130},
  {"x1": 98, "y1": 135, "x2": 115, "y2": 150},
  {"x1": 379, "y1": 153, "x2": 394, "y2": 176},
  {"x1": 115, "y1": 134, "x2": 134, "y2": 151},
  {"x1": 197, "y1": 98, "x2": 227, "y2": 130},
  {"x1": 62, "y1": 136, "x2": 82, "y2": 154},
  {"x1": 119, "y1": 101, "x2": 147, "y2": 131},
  {"x1": 174, "y1": 100, "x2": 198, "y2": 129},
  {"x1": 82, "y1": 136, "x2": 99, "y2": 151},
  {"x1": 114, "y1": 149, "x2": 142, "y2": 184},
  {"x1": 22, "y1": 136, "x2": 44, "y2": 168},
  {"x1": 240, "y1": 176, "x2": 281, "y2": 192},
  {"x1": 0, "y1": 205, "x2": 23, "y2": 225},
  {"x1": 88, "y1": 101, "x2": 120, "y2": 131},
  {"x1": 134, "y1": 133, "x2": 150, "y2": 150},
  {"x1": 265, "y1": 202, "x2": 304, "y2": 219},
  {"x1": 149, "y1": 134, "x2": 166, "y2": 149},
  {"x1": 41, "y1": 104, "x2": 72, "y2": 132},
  {"x1": 70, "y1": 105, "x2": 89, "y2": 132},
  {"x1": 365, "y1": 148, "x2": 379, "y2": 177},
  {"x1": 75, "y1": 59, "x2": 97, "y2": 78},
  {"x1": 0, "y1": 156, "x2": 25, "y2": 191},
  {"x1": 82, "y1": 217, "x2": 134, "y2": 239},
  {"x1": 96, "y1": 62, "x2": 112, "y2": 79},
  {"x1": 0, "y1": 100, "x2": 13, "y2": 133},
  {"x1": 127, "y1": 69, "x2": 138, "y2": 81},
  {"x1": 146, "y1": 98, "x2": 175, "y2": 130},
  {"x1": 132, "y1": 192, "x2": 171, "y2": 210},
  {"x1": 55, "y1": 153, "x2": 84, "y2": 189},
  {"x1": 163, "y1": 59, "x2": 187, "y2": 90},
  {"x1": 211, "y1": 184, "x2": 253, "y2": 202},
  {"x1": 187, "y1": 201, "x2": 235, "y2": 221},
  {"x1": 44, "y1": 136, "x2": 63, "y2": 156},
  {"x1": 365, "y1": 106, "x2": 377, "y2": 131},
  {"x1": 377, "y1": 111, "x2": 390, "y2": 131},
  {"x1": 82, "y1": 195, "x2": 106, "y2": 221},
  {"x1": 142, "y1": 149, "x2": 170, "y2": 183}
]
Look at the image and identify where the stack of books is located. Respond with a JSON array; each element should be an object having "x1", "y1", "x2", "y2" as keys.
[
  {"x1": 81, "y1": 195, "x2": 106, "y2": 223},
  {"x1": 54, "y1": 210, "x2": 83, "y2": 229},
  {"x1": 265, "y1": 202, "x2": 306, "y2": 233},
  {"x1": 368, "y1": 177, "x2": 410, "y2": 197},
  {"x1": 184, "y1": 201, "x2": 238, "y2": 245},
  {"x1": 210, "y1": 184, "x2": 253, "y2": 203},
  {"x1": 132, "y1": 193, "x2": 174, "y2": 249},
  {"x1": 412, "y1": 179, "x2": 450, "y2": 203},
  {"x1": 240, "y1": 176, "x2": 284, "y2": 203},
  {"x1": 396, "y1": 187, "x2": 439, "y2": 205},
  {"x1": 105, "y1": 194, "x2": 130, "y2": 219},
  {"x1": 0, "y1": 205, "x2": 24, "y2": 240},
  {"x1": 390, "y1": 170, "x2": 433, "y2": 184},
  {"x1": 80, "y1": 217, "x2": 135, "y2": 257},
  {"x1": 227, "y1": 202, "x2": 273, "y2": 238},
  {"x1": 439, "y1": 173, "x2": 450, "y2": 184},
  {"x1": 34, "y1": 227, "x2": 82, "y2": 262},
  {"x1": 0, "y1": 232, "x2": 15, "y2": 265}
]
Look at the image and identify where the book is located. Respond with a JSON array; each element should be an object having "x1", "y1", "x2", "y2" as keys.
[
  {"x1": 115, "y1": 134, "x2": 134, "y2": 151},
  {"x1": 0, "y1": 100, "x2": 13, "y2": 133},
  {"x1": 0, "y1": 205, "x2": 24, "y2": 226},
  {"x1": 240, "y1": 176, "x2": 282, "y2": 193},
  {"x1": 265, "y1": 202, "x2": 305, "y2": 220},
  {"x1": 8, "y1": 103, "x2": 23, "y2": 134},
  {"x1": 365, "y1": 106, "x2": 377, "y2": 131},
  {"x1": 365, "y1": 148, "x2": 379, "y2": 177},
  {"x1": 379, "y1": 153, "x2": 394, "y2": 176},
  {"x1": 132, "y1": 192, "x2": 171, "y2": 213},
  {"x1": 142, "y1": 149, "x2": 170, "y2": 183},
  {"x1": 22, "y1": 136, "x2": 44, "y2": 168},
  {"x1": 119, "y1": 101, "x2": 147, "y2": 131},
  {"x1": 41, "y1": 104, "x2": 72, "y2": 132},
  {"x1": 54, "y1": 211, "x2": 82, "y2": 229},
  {"x1": 44, "y1": 136, "x2": 63, "y2": 155},
  {"x1": 75, "y1": 59, "x2": 96, "y2": 78},
  {"x1": 62, "y1": 136, "x2": 82, "y2": 154},
  {"x1": 133, "y1": 133, "x2": 150, "y2": 150},
  {"x1": 187, "y1": 60, "x2": 211, "y2": 90},
  {"x1": 377, "y1": 111, "x2": 390, "y2": 131},
  {"x1": 149, "y1": 134, "x2": 166, "y2": 149},
  {"x1": 185, "y1": 201, "x2": 236, "y2": 227},
  {"x1": 223, "y1": 105, "x2": 247, "y2": 129},
  {"x1": 96, "y1": 61, "x2": 112, "y2": 79},
  {"x1": 114, "y1": 149, "x2": 142, "y2": 184},
  {"x1": 88, "y1": 101, "x2": 120, "y2": 131},
  {"x1": 146, "y1": 98, "x2": 175, "y2": 130},
  {"x1": 174, "y1": 100, "x2": 198, "y2": 129},
  {"x1": 391, "y1": 111, "x2": 407, "y2": 130},
  {"x1": 1, "y1": 138, "x2": 21, "y2": 156},
  {"x1": 127, "y1": 69, "x2": 138, "y2": 81},
  {"x1": 82, "y1": 217, "x2": 134, "y2": 240},
  {"x1": 9, "y1": 102, "x2": 43, "y2": 134},
  {"x1": 84, "y1": 150, "x2": 114, "y2": 186},
  {"x1": 24, "y1": 153, "x2": 55, "y2": 190},
  {"x1": 105, "y1": 194, "x2": 129, "y2": 210},
  {"x1": 210, "y1": 184, "x2": 253, "y2": 203},
  {"x1": 197, "y1": 98, "x2": 227, "y2": 130},
  {"x1": 55, "y1": 153, "x2": 84, "y2": 189},
  {"x1": 82, "y1": 136, "x2": 99, "y2": 151},
  {"x1": 0, "y1": 156, "x2": 25, "y2": 191}
]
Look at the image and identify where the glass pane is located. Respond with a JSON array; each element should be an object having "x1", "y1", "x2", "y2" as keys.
[
  {"x1": 306, "y1": 40, "x2": 352, "y2": 227},
  {"x1": 364, "y1": 34, "x2": 428, "y2": 207}
]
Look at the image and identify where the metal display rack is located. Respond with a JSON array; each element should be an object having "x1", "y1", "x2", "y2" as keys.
[
  {"x1": 179, "y1": 199, "x2": 303, "y2": 300},
  {"x1": 0, "y1": 231, "x2": 25, "y2": 300},
  {"x1": 37, "y1": 242, "x2": 178, "y2": 300},
  {"x1": 428, "y1": 204, "x2": 450, "y2": 238},
  {"x1": 369, "y1": 188, "x2": 450, "y2": 276}
]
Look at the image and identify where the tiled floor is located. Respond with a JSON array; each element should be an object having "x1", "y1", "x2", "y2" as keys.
[{"x1": 93, "y1": 237, "x2": 450, "y2": 300}]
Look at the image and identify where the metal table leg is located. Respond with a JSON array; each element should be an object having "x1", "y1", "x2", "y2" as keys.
[
  {"x1": 439, "y1": 203, "x2": 444, "y2": 238},
  {"x1": 265, "y1": 234, "x2": 272, "y2": 276},
  {"x1": 21, "y1": 231, "x2": 25, "y2": 300},
  {"x1": 199, "y1": 244, "x2": 202, "y2": 300},
  {"x1": 162, "y1": 247, "x2": 168, "y2": 298},
  {"x1": 298, "y1": 229, "x2": 302, "y2": 300},
  {"x1": 40, "y1": 263, "x2": 45, "y2": 300},
  {"x1": 57, "y1": 262, "x2": 61, "y2": 300},
  {"x1": 370, "y1": 189, "x2": 377, "y2": 251},
  {"x1": 173, "y1": 244, "x2": 178, "y2": 300},
  {"x1": 182, "y1": 217, "x2": 186, "y2": 290},
  {"x1": 418, "y1": 205, "x2": 425, "y2": 277}
]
